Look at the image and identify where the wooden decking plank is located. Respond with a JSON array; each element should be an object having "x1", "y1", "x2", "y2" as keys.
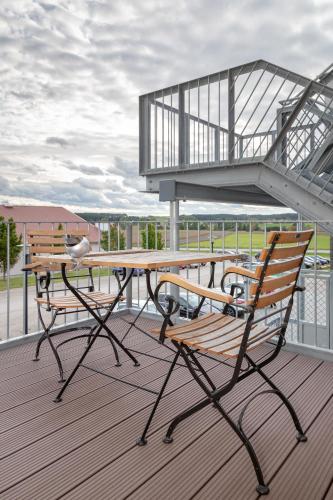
[
  {"x1": 0, "y1": 318, "x2": 160, "y2": 393},
  {"x1": 0, "y1": 315, "x2": 160, "y2": 376},
  {"x1": 36, "y1": 353, "x2": 296, "y2": 499},
  {"x1": 0, "y1": 342, "x2": 170, "y2": 433},
  {"x1": 117, "y1": 354, "x2": 319, "y2": 500},
  {"x1": 325, "y1": 479, "x2": 333, "y2": 500},
  {"x1": 0, "y1": 355, "x2": 205, "y2": 494},
  {"x1": 193, "y1": 360, "x2": 333, "y2": 500},
  {"x1": 0, "y1": 315, "x2": 331, "y2": 500},
  {"x1": 0, "y1": 336, "x2": 155, "y2": 411},
  {"x1": 0, "y1": 345, "x2": 177, "y2": 460},
  {"x1": 267, "y1": 396, "x2": 333, "y2": 500},
  {"x1": 0, "y1": 354, "x2": 235, "y2": 498}
]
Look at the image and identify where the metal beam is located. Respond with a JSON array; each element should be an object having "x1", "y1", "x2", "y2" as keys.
[
  {"x1": 140, "y1": 59, "x2": 329, "y2": 100},
  {"x1": 159, "y1": 180, "x2": 284, "y2": 206}
]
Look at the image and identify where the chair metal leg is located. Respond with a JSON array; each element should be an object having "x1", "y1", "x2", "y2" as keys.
[
  {"x1": 213, "y1": 400, "x2": 270, "y2": 495},
  {"x1": 34, "y1": 331, "x2": 46, "y2": 361},
  {"x1": 35, "y1": 309, "x2": 65, "y2": 382},
  {"x1": 45, "y1": 328, "x2": 66, "y2": 383},
  {"x1": 54, "y1": 321, "x2": 102, "y2": 402},
  {"x1": 255, "y1": 364, "x2": 307, "y2": 442},
  {"x1": 163, "y1": 342, "x2": 215, "y2": 443},
  {"x1": 136, "y1": 351, "x2": 180, "y2": 446},
  {"x1": 184, "y1": 346, "x2": 216, "y2": 391},
  {"x1": 163, "y1": 397, "x2": 212, "y2": 443}
]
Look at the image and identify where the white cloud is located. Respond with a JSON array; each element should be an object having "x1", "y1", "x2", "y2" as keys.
[{"x1": 0, "y1": 0, "x2": 331, "y2": 216}]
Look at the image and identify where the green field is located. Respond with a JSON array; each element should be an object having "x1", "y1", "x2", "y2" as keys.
[
  {"x1": 180, "y1": 231, "x2": 330, "y2": 251},
  {"x1": 0, "y1": 268, "x2": 114, "y2": 292}
]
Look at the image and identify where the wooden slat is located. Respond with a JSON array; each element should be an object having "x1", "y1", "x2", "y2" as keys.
[
  {"x1": 150, "y1": 312, "x2": 217, "y2": 334},
  {"x1": 260, "y1": 243, "x2": 308, "y2": 261},
  {"x1": 36, "y1": 292, "x2": 123, "y2": 309},
  {"x1": 159, "y1": 273, "x2": 234, "y2": 304},
  {"x1": 223, "y1": 265, "x2": 257, "y2": 280},
  {"x1": 204, "y1": 324, "x2": 270, "y2": 356},
  {"x1": 249, "y1": 271, "x2": 298, "y2": 294},
  {"x1": 267, "y1": 230, "x2": 313, "y2": 244},
  {"x1": 255, "y1": 256, "x2": 303, "y2": 278},
  {"x1": 28, "y1": 237, "x2": 66, "y2": 244},
  {"x1": 28, "y1": 229, "x2": 88, "y2": 236},
  {"x1": 250, "y1": 283, "x2": 295, "y2": 309},
  {"x1": 182, "y1": 320, "x2": 248, "y2": 346},
  {"x1": 30, "y1": 245, "x2": 66, "y2": 254},
  {"x1": 28, "y1": 262, "x2": 76, "y2": 272},
  {"x1": 170, "y1": 316, "x2": 238, "y2": 341}
]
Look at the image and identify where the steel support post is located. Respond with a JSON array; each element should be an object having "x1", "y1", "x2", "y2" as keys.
[
  {"x1": 178, "y1": 85, "x2": 185, "y2": 168},
  {"x1": 126, "y1": 223, "x2": 133, "y2": 309},
  {"x1": 139, "y1": 95, "x2": 151, "y2": 174},
  {"x1": 170, "y1": 200, "x2": 180, "y2": 314},
  {"x1": 327, "y1": 79, "x2": 333, "y2": 350},
  {"x1": 228, "y1": 70, "x2": 235, "y2": 163}
]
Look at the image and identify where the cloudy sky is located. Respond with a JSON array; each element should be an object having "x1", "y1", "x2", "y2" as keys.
[{"x1": 0, "y1": 0, "x2": 332, "y2": 216}]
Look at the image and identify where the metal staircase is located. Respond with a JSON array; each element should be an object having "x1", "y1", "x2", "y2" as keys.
[{"x1": 139, "y1": 60, "x2": 333, "y2": 232}]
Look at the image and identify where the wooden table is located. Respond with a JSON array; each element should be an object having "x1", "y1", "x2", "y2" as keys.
[
  {"x1": 43, "y1": 250, "x2": 240, "y2": 403},
  {"x1": 33, "y1": 249, "x2": 237, "y2": 269}
]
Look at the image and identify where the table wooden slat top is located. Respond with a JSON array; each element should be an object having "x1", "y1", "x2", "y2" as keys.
[{"x1": 32, "y1": 250, "x2": 240, "y2": 270}]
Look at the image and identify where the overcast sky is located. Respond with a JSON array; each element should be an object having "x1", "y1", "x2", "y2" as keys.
[{"x1": 0, "y1": 0, "x2": 332, "y2": 216}]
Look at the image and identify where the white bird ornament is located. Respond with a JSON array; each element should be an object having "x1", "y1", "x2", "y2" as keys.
[{"x1": 64, "y1": 234, "x2": 91, "y2": 267}]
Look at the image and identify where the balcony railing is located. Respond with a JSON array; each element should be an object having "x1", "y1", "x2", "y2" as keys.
[
  {"x1": 139, "y1": 60, "x2": 333, "y2": 195},
  {"x1": 1, "y1": 218, "x2": 332, "y2": 357}
]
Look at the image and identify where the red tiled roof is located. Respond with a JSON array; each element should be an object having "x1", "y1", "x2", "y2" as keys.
[{"x1": 0, "y1": 205, "x2": 100, "y2": 242}]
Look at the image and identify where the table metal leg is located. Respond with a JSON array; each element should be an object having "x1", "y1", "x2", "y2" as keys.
[{"x1": 54, "y1": 265, "x2": 140, "y2": 402}]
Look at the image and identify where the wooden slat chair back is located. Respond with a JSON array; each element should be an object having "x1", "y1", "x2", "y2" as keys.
[
  {"x1": 248, "y1": 229, "x2": 313, "y2": 308},
  {"x1": 27, "y1": 228, "x2": 89, "y2": 271},
  {"x1": 137, "y1": 230, "x2": 314, "y2": 495},
  {"x1": 23, "y1": 228, "x2": 122, "y2": 382}
]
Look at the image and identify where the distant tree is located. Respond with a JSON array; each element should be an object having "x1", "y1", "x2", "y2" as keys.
[
  {"x1": 141, "y1": 223, "x2": 164, "y2": 250},
  {"x1": 101, "y1": 224, "x2": 125, "y2": 251},
  {"x1": 0, "y1": 217, "x2": 22, "y2": 279},
  {"x1": 54, "y1": 223, "x2": 64, "y2": 247}
]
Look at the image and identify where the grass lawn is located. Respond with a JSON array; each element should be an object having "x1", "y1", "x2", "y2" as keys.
[
  {"x1": 0, "y1": 268, "x2": 114, "y2": 292},
  {"x1": 181, "y1": 231, "x2": 330, "y2": 251}
]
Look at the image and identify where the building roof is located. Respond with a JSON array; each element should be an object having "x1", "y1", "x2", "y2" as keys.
[{"x1": 0, "y1": 205, "x2": 100, "y2": 242}]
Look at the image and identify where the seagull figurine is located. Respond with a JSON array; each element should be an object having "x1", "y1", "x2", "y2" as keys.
[{"x1": 64, "y1": 234, "x2": 91, "y2": 267}]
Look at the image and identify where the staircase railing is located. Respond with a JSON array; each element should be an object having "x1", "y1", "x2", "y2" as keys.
[
  {"x1": 263, "y1": 79, "x2": 333, "y2": 199},
  {"x1": 139, "y1": 60, "x2": 314, "y2": 173}
]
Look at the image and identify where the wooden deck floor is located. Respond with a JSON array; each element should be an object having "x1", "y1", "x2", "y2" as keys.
[{"x1": 0, "y1": 315, "x2": 333, "y2": 500}]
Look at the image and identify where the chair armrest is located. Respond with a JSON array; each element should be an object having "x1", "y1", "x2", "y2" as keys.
[
  {"x1": 159, "y1": 273, "x2": 234, "y2": 304},
  {"x1": 22, "y1": 262, "x2": 42, "y2": 271},
  {"x1": 223, "y1": 266, "x2": 257, "y2": 280}
]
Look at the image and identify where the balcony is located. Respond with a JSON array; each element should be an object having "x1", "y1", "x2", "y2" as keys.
[
  {"x1": 0, "y1": 218, "x2": 333, "y2": 498},
  {"x1": 139, "y1": 59, "x2": 333, "y2": 225}
]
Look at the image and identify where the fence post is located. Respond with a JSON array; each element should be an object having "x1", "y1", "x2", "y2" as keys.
[
  {"x1": 170, "y1": 201, "x2": 180, "y2": 317},
  {"x1": 126, "y1": 223, "x2": 133, "y2": 310},
  {"x1": 23, "y1": 225, "x2": 29, "y2": 335},
  {"x1": 6, "y1": 223, "x2": 10, "y2": 340}
]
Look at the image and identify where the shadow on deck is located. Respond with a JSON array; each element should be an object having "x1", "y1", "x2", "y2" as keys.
[{"x1": 0, "y1": 315, "x2": 332, "y2": 499}]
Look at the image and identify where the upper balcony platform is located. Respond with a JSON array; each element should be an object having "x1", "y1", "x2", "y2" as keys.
[
  {"x1": 139, "y1": 60, "x2": 333, "y2": 225},
  {"x1": 1, "y1": 313, "x2": 333, "y2": 499}
]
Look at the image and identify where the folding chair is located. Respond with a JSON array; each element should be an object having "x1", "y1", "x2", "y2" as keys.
[
  {"x1": 24, "y1": 228, "x2": 123, "y2": 382},
  {"x1": 137, "y1": 230, "x2": 313, "y2": 495}
]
